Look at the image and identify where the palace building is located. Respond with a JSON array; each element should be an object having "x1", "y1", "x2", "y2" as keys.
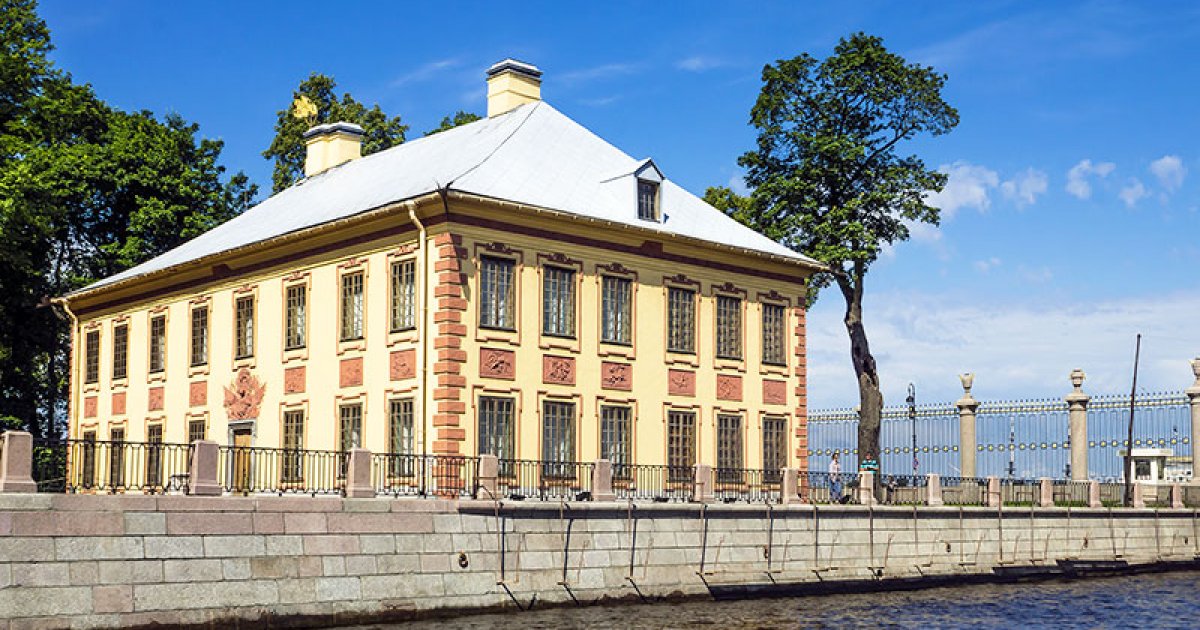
[{"x1": 59, "y1": 59, "x2": 822, "y2": 487}]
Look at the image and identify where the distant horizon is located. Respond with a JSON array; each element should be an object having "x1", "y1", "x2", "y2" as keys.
[{"x1": 39, "y1": 1, "x2": 1200, "y2": 408}]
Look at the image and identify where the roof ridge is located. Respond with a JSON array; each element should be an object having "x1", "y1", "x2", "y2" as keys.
[{"x1": 445, "y1": 102, "x2": 542, "y2": 187}]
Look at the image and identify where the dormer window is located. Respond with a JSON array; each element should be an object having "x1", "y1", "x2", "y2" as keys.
[{"x1": 637, "y1": 180, "x2": 659, "y2": 221}]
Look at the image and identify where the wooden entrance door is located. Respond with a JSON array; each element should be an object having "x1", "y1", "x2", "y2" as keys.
[{"x1": 232, "y1": 430, "x2": 253, "y2": 493}]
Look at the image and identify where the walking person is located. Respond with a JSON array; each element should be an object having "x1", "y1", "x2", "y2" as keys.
[{"x1": 829, "y1": 452, "x2": 843, "y2": 503}]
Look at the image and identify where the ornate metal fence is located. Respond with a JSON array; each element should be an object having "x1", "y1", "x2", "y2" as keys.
[
  {"x1": 32, "y1": 439, "x2": 191, "y2": 494},
  {"x1": 810, "y1": 389, "x2": 1191, "y2": 481}
]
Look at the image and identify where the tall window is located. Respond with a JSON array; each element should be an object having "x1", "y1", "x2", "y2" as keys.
[
  {"x1": 479, "y1": 256, "x2": 515, "y2": 330},
  {"x1": 80, "y1": 430, "x2": 97, "y2": 489},
  {"x1": 112, "y1": 323, "x2": 128, "y2": 381},
  {"x1": 235, "y1": 296, "x2": 255, "y2": 359},
  {"x1": 667, "y1": 287, "x2": 695, "y2": 354},
  {"x1": 716, "y1": 295, "x2": 742, "y2": 360},
  {"x1": 340, "y1": 272, "x2": 365, "y2": 341},
  {"x1": 338, "y1": 403, "x2": 363, "y2": 477},
  {"x1": 84, "y1": 330, "x2": 100, "y2": 384},
  {"x1": 108, "y1": 427, "x2": 125, "y2": 489},
  {"x1": 388, "y1": 399, "x2": 415, "y2": 477},
  {"x1": 716, "y1": 414, "x2": 743, "y2": 482},
  {"x1": 601, "y1": 276, "x2": 632, "y2": 345},
  {"x1": 190, "y1": 305, "x2": 208, "y2": 367},
  {"x1": 542, "y1": 266, "x2": 576, "y2": 337},
  {"x1": 390, "y1": 259, "x2": 416, "y2": 332},
  {"x1": 282, "y1": 410, "x2": 305, "y2": 483},
  {"x1": 285, "y1": 284, "x2": 306, "y2": 350},
  {"x1": 478, "y1": 396, "x2": 515, "y2": 464},
  {"x1": 762, "y1": 304, "x2": 787, "y2": 366},
  {"x1": 188, "y1": 417, "x2": 206, "y2": 444},
  {"x1": 666, "y1": 410, "x2": 696, "y2": 482},
  {"x1": 146, "y1": 424, "x2": 163, "y2": 488},
  {"x1": 541, "y1": 401, "x2": 576, "y2": 478},
  {"x1": 600, "y1": 405, "x2": 632, "y2": 480},
  {"x1": 762, "y1": 416, "x2": 787, "y2": 484},
  {"x1": 637, "y1": 180, "x2": 659, "y2": 221},
  {"x1": 148, "y1": 315, "x2": 166, "y2": 374}
]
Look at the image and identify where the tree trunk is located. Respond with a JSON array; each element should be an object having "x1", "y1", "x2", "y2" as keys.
[{"x1": 842, "y1": 292, "x2": 883, "y2": 472}]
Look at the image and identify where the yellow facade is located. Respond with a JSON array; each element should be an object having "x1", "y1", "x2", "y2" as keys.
[{"x1": 65, "y1": 191, "x2": 814, "y2": 472}]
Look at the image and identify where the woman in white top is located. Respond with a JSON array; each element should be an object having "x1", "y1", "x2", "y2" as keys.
[{"x1": 829, "y1": 452, "x2": 843, "y2": 502}]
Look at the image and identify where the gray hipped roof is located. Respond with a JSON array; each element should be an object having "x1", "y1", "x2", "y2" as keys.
[{"x1": 81, "y1": 102, "x2": 818, "y2": 293}]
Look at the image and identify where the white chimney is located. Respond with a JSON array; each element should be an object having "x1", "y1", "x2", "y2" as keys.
[
  {"x1": 486, "y1": 59, "x2": 542, "y2": 117},
  {"x1": 302, "y1": 121, "x2": 365, "y2": 177}
]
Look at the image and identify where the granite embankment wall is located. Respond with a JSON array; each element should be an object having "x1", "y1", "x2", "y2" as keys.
[{"x1": 2, "y1": 494, "x2": 1199, "y2": 629}]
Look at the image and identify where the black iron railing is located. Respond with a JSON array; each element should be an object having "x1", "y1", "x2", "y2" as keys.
[
  {"x1": 33, "y1": 439, "x2": 191, "y2": 494},
  {"x1": 371, "y1": 453, "x2": 478, "y2": 498},
  {"x1": 712, "y1": 467, "x2": 781, "y2": 504},
  {"x1": 797, "y1": 470, "x2": 850, "y2": 505},
  {"x1": 878, "y1": 474, "x2": 928, "y2": 505},
  {"x1": 613, "y1": 464, "x2": 693, "y2": 502},
  {"x1": 940, "y1": 476, "x2": 987, "y2": 506},
  {"x1": 496, "y1": 459, "x2": 593, "y2": 501},
  {"x1": 217, "y1": 445, "x2": 343, "y2": 496},
  {"x1": 1000, "y1": 478, "x2": 1039, "y2": 506},
  {"x1": 1051, "y1": 479, "x2": 1090, "y2": 507}
]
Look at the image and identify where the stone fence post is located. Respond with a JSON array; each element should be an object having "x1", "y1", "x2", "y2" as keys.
[
  {"x1": 1065, "y1": 369, "x2": 1090, "y2": 481},
  {"x1": 188, "y1": 440, "x2": 220, "y2": 496},
  {"x1": 0, "y1": 431, "x2": 36, "y2": 493},
  {"x1": 985, "y1": 476, "x2": 1001, "y2": 508},
  {"x1": 345, "y1": 448, "x2": 374, "y2": 498},
  {"x1": 592, "y1": 459, "x2": 615, "y2": 502},
  {"x1": 956, "y1": 373, "x2": 979, "y2": 479},
  {"x1": 781, "y1": 468, "x2": 800, "y2": 505},
  {"x1": 477, "y1": 454, "x2": 499, "y2": 499},
  {"x1": 693, "y1": 463, "x2": 714, "y2": 503},
  {"x1": 1131, "y1": 481, "x2": 1145, "y2": 509},
  {"x1": 1088, "y1": 480, "x2": 1102, "y2": 508},
  {"x1": 1187, "y1": 358, "x2": 1200, "y2": 484},
  {"x1": 1038, "y1": 478, "x2": 1054, "y2": 507},
  {"x1": 925, "y1": 473, "x2": 943, "y2": 507},
  {"x1": 857, "y1": 471, "x2": 876, "y2": 505}
]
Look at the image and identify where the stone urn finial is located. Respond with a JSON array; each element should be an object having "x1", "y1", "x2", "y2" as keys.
[
  {"x1": 960, "y1": 373, "x2": 975, "y2": 396},
  {"x1": 1191, "y1": 358, "x2": 1200, "y2": 382},
  {"x1": 1188, "y1": 358, "x2": 1200, "y2": 397},
  {"x1": 1070, "y1": 368, "x2": 1086, "y2": 392}
]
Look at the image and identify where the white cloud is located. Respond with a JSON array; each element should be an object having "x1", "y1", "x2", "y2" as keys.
[
  {"x1": 1065, "y1": 159, "x2": 1116, "y2": 199},
  {"x1": 726, "y1": 173, "x2": 749, "y2": 196},
  {"x1": 906, "y1": 221, "x2": 942, "y2": 244},
  {"x1": 926, "y1": 162, "x2": 999, "y2": 219},
  {"x1": 1000, "y1": 168, "x2": 1048, "y2": 208},
  {"x1": 391, "y1": 58, "x2": 461, "y2": 87},
  {"x1": 973, "y1": 257, "x2": 1002, "y2": 273},
  {"x1": 561, "y1": 63, "x2": 639, "y2": 84},
  {"x1": 806, "y1": 291, "x2": 1200, "y2": 409},
  {"x1": 676, "y1": 56, "x2": 728, "y2": 72},
  {"x1": 1149, "y1": 155, "x2": 1186, "y2": 191},
  {"x1": 1119, "y1": 178, "x2": 1148, "y2": 208}
]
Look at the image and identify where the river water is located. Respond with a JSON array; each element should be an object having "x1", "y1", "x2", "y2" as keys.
[{"x1": 372, "y1": 571, "x2": 1200, "y2": 629}]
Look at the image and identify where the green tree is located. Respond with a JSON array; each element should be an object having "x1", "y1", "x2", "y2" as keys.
[
  {"x1": 0, "y1": 0, "x2": 255, "y2": 437},
  {"x1": 425, "y1": 110, "x2": 481, "y2": 136},
  {"x1": 716, "y1": 33, "x2": 958, "y2": 467},
  {"x1": 263, "y1": 73, "x2": 408, "y2": 194}
]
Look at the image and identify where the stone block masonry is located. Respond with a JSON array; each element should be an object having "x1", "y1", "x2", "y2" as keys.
[{"x1": 1, "y1": 494, "x2": 1198, "y2": 629}]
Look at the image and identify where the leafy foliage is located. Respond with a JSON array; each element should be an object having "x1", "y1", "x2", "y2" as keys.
[
  {"x1": 425, "y1": 110, "x2": 481, "y2": 136},
  {"x1": 0, "y1": 0, "x2": 255, "y2": 437},
  {"x1": 722, "y1": 33, "x2": 958, "y2": 464},
  {"x1": 262, "y1": 73, "x2": 408, "y2": 193}
]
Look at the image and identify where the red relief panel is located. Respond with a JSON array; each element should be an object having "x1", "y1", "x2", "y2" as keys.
[
  {"x1": 716, "y1": 374, "x2": 743, "y2": 402},
  {"x1": 148, "y1": 387, "x2": 165, "y2": 411},
  {"x1": 600, "y1": 362, "x2": 632, "y2": 391},
  {"x1": 284, "y1": 367, "x2": 306, "y2": 394},
  {"x1": 390, "y1": 349, "x2": 416, "y2": 381},
  {"x1": 189, "y1": 381, "x2": 207, "y2": 407},
  {"x1": 479, "y1": 348, "x2": 516, "y2": 380},
  {"x1": 762, "y1": 379, "x2": 787, "y2": 405},
  {"x1": 83, "y1": 396, "x2": 98, "y2": 419},
  {"x1": 111, "y1": 392, "x2": 126, "y2": 415},
  {"x1": 667, "y1": 369, "x2": 696, "y2": 397},
  {"x1": 339, "y1": 357, "x2": 363, "y2": 388},
  {"x1": 542, "y1": 355, "x2": 576, "y2": 385}
]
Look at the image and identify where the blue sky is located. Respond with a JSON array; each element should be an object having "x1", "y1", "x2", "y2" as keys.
[{"x1": 40, "y1": 1, "x2": 1200, "y2": 407}]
